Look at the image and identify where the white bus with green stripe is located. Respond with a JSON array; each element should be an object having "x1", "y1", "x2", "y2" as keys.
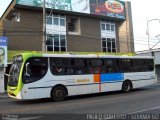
[{"x1": 7, "y1": 53, "x2": 157, "y2": 101}]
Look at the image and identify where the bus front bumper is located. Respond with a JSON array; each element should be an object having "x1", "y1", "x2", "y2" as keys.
[{"x1": 8, "y1": 87, "x2": 23, "y2": 99}]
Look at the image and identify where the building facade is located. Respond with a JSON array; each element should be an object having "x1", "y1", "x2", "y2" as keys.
[{"x1": 0, "y1": 0, "x2": 134, "y2": 53}]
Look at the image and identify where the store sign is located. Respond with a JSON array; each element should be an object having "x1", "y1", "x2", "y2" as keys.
[
  {"x1": 32, "y1": 0, "x2": 72, "y2": 11},
  {"x1": 16, "y1": 0, "x2": 125, "y2": 19},
  {"x1": 16, "y1": 0, "x2": 90, "y2": 14},
  {"x1": 0, "y1": 0, "x2": 13, "y2": 18},
  {"x1": 0, "y1": 37, "x2": 7, "y2": 67},
  {"x1": 105, "y1": 1, "x2": 124, "y2": 14},
  {"x1": 90, "y1": 0, "x2": 125, "y2": 19}
]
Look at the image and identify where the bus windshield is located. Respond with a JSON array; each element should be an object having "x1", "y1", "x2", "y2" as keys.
[{"x1": 8, "y1": 56, "x2": 22, "y2": 87}]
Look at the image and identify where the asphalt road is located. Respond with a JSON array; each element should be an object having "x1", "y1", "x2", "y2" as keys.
[{"x1": 0, "y1": 83, "x2": 160, "y2": 120}]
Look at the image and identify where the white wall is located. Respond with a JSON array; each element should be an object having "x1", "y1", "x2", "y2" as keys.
[
  {"x1": 0, "y1": 68, "x2": 4, "y2": 93},
  {"x1": 136, "y1": 50, "x2": 160, "y2": 65},
  {"x1": 154, "y1": 52, "x2": 160, "y2": 65}
]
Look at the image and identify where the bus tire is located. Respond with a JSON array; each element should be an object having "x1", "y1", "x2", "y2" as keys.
[
  {"x1": 122, "y1": 80, "x2": 132, "y2": 93},
  {"x1": 51, "y1": 85, "x2": 67, "y2": 102}
]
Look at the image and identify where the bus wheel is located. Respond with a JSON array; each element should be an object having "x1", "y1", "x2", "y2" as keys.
[
  {"x1": 51, "y1": 86, "x2": 67, "y2": 102},
  {"x1": 122, "y1": 80, "x2": 132, "y2": 93}
]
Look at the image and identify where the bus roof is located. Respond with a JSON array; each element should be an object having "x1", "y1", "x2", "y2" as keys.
[
  {"x1": 18, "y1": 53, "x2": 153, "y2": 59},
  {"x1": 42, "y1": 53, "x2": 154, "y2": 59}
]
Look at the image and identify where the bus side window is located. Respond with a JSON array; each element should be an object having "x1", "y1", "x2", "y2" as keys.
[
  {"x1": 23, "y1": 57, "x2": 48, "y2": 83},
  {"x1": 121, "y1": 59, "x2": 132, "y2": 72},
  {"x1": 89, "y1": 59, "x2": 103, "y2": 74},
  {"x1": 133, "y1": 59, "x2": 145, "y2": 72},
  {"x1": 50, "y1": 58, "x2": 70, "y2": 75},
  {"x1": 145, "y1": 59, "x2": 154, "y2": 71},
  {"x1": 104, "y1": 59, "x2": 114, "y2": 73},
  {"x1": 71, "y1": 59, "x2": 87, "y2": 75},
  {"x1": 50, "y1": 58, "x2": 63, "y2": 75}
]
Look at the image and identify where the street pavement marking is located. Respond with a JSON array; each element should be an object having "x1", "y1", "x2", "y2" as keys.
[
  {"x1": 127, "y1": 106, "x2": 160, "y2": 114},
  {"x1": 19, "y1": 116, "x2": 43, "y2": 120}
]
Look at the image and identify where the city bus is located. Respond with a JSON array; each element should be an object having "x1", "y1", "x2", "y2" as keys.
[{"x1": 7, "y1": 53, "x2": 157, "y2": 101}]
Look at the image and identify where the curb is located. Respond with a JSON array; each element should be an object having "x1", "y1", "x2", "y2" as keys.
[{"x1": 0, "y1": 93, "x2": 8, "y2": 99}]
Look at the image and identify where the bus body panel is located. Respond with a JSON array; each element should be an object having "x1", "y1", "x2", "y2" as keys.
[
  {"x1": 18, "y1": 71, "x2": 157, "y2": 100},
  {"x1": 20, "y1": 73, "x2": 125, "y2": 99},
  {"x1": 124, "y1": 71, "x2": 157, "y2": 88},
  {"x1": 101, "y1": 82, "x2": 123, "y2": 92},
  {"x1": 20, "y1": 73, "x2": 98, "y2": 99},
  {"x1": 132, "y1": 79, "x2": 156, "y2": 89},
  {"x1": 20, "y1": 74, "x2": 157, "y2": 100},
  {"x1": 14, "y1": 75, "x2": 157, "y2": 100}
]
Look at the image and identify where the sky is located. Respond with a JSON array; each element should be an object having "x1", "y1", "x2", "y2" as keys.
[
  {"x1": 1, "y1": 0, "x2": 160, "y2": 52},
  {"x1": 127, "y1": 0, "x2": 160, "y2": 51},
  {"x1": 0, "y1": 0, "x2": 12, "y2": 18}
]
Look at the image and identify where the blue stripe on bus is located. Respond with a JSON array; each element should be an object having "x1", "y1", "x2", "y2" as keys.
[{"x1": 100, "y1": 73, "x2": 124, "y2": 82}]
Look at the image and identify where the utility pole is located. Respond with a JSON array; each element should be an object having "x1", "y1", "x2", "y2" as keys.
[
  {"x1": 147, "y1": 20, "x2": 150, "y2": 52},
  {"x1": 42, "y1": 0, "x2": 46, "y2": 52},
  {"x1": 146, "y1": 19, "x2": 160, "y2": 55}
]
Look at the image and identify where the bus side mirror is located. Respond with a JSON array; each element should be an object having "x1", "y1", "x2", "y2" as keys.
[{"x1": 25, "y1": 63, "x2": 31, "y2": 76}]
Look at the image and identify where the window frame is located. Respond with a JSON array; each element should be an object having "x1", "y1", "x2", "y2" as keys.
[
  {"x1": 101, "y1": 20, "x2": 115, "y2": 32},
  {"x1": 46, "y1": 34, "x2": 67, "y2": 52},
  {"x1": 46, "y1": 16, "x2": 52, "y2": 25},
  {"x1": 68, "y1": 17, "x2": 81, "y2": 35},
  {"x1": 102, "y1": 38, "x2": 117, "y2": 53}
]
